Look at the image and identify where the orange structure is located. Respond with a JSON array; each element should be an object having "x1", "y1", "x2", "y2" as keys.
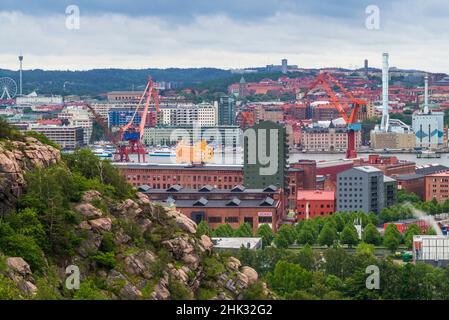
[
  {"x1": 300, "y1": 72, "x2": 366, "y2": 158},
  {"x1": 175, "y1": 139, "x2": 214, "y2": 164}
]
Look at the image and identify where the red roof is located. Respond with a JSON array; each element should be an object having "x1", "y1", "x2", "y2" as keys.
[{"x1": 297, "y1": 190, "x2": 335, "y2": 201}]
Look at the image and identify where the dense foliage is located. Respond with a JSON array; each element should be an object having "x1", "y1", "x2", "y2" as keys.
[{"x1": 236, "y1": 244, "x2": 449, "y2": 300}]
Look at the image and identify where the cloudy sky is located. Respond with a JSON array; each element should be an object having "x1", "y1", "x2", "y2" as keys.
[{"x1": 1, "y1": 0, "x2": 449, "y2": 72}]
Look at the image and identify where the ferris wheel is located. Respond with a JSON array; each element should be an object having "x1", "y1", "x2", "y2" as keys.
[{"x1": 0, "y1": 77, "x2": 18, "y2": 100}]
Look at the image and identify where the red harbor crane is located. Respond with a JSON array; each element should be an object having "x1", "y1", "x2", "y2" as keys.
[
  {"x1": 116, "y1": 77, "x2": 160, "y2": 162},
  {"x1": 86, "y1": 76, "x2": 160, "y2": 162},
  {"x1": 300, "y1": 72, "x2": 366, "y2": 159}
]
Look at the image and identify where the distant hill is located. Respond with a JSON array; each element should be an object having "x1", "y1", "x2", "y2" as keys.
[{"x1": 0, "y1": 68, "x2": 233, "y2": 97}]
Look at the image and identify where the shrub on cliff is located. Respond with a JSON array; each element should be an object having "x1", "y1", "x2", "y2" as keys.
[
  {"x1": 0, "y1": 117, "x2": 21, "y2": 141},
  {"x1": 63, "y1": 149, "x2": 133, "y2": 199}
]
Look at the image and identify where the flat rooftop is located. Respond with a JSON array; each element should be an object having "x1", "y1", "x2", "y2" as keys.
[
  {"x1": 395, "y1": 174, "x2": 424, "y2": 181},
  {"x1": 211, "y1": 237, "x2": 262, "y2": 250},
  {"x1": 297, "y1": 190, "x2": 335, "y2": 201},
  {"x1": 353, "y1": 166, "x2": 382, "y2": 173}
]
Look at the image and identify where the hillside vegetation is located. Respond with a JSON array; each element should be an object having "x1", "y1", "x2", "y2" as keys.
[{"x1": 0, "y1": 123, "x2": 271, "y2": 300}]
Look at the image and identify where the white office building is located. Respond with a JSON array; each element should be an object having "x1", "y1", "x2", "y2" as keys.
[{"x1": 16, "y1": 92, "x2": 63, "y2": 106}]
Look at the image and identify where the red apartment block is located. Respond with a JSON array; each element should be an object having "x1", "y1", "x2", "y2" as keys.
[
  {"x1": 425, "y1": 172, "x2": 449, "y2": 202},
  {"x1": 296, "y1": 190, "x2": 335, "y2": 220}
]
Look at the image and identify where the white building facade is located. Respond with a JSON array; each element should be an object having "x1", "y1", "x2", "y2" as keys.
[{"x1": 412, "y1": 111, "x2": 445, "y2": 149}]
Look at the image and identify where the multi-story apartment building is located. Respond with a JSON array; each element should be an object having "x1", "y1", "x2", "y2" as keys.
[
  {"x1": 312, "y1": 104, "x2": 341, "y2": 121},
  {"x1": 159, "y1": 103, "x2": 218, "y2": 127},
  {"x1": 254, "y1": 105, "x2": 284, "y2": 123},
  {"x1": 28, "y1": 124, "x2": 84, "y2": 149},
  {"x1": 142, "y1": 125, "x2": 241, "y2": 147},
  {"x1": 107, "y1": 91, "x2": 144, "y2": 102},
  {"x1": 108, "y1": 108, "x2": 143, "y2": 128},
  {"x1": 243, "y1": 121, "x2": 289, "y2": 190},
  {"x1": 301, "y1": 125, "x2": 361, "y2": 152},
  {"x1": 296, "y1": 190, "x2": 335, "y2": 220},
  {"x1": 424, "y1": 172, "x2": 449, "y2": 202},
  {"x1": 218, "y1": 96, "x2": 236, "y2": 125},
  {"x1": 336, "y1": 166, "x2": 385, "y2": 214},
  {"x1": 58, "y1": 106, "x2": 93, "y2": 145}
]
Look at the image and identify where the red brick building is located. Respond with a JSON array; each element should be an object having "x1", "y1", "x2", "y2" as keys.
[
  {"x1": 316, "y1": 159, "x2": 354, "y2": 182},
  {"x1": 115, "y1": 161, "x2": 318, "y2": 211},
  {"x1": 395, "y1": 174, "x2": 425, "y2": 200},
  {"x1": 296, "y1": 190, "x2": 335, "y2": 220},
  {"x1": 116, "y1": 163, "x2": 244, "y2": 190},
  {"x1": 425, "y1": 172, "x2": 449, "y2": 202},
  {"x1": 354, "y1": 154, "x2": 416, "y2": 176},
  {"x1": 139, "y1": 184, "x2": 284, "y2": 232}
]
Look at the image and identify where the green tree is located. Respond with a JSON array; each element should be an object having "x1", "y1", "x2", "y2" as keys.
[
  {"x1": 266, "y1": 260, "x2": 313, "y2": 296},
  {"x1": 242, "y1": 281, "x2": 270, "y2": 300},
  {"x1": 73, "y1": 279, "x2": 108, "y2": 300},
  {"x1": 356, "y1": 242, "x2": 375, "y2": 256},
  {"x1": 274, "y1": 224, "x2": 295, "y2": 248},
  {"x1": 234, "y1": 223, "x2": 253, "y2": 237},
  {"x1": 0, "y1": 274, "x2": 22, "y2": 299},
  {"x1": 384, "y1": 224, "x2": 402, "y2": 252},
  {"x1": 405, "y1": 224, "x2": 422, "y2": 249},
  {"x1": 318, "y1": 222, "x2": 337, "y2": 247},
  {"x1": 362, "y1": 223, "x2": 382, "y2": 245},
  {"x1": 0, "y1": 117, "x2": 21, "y2": 141},
  {"x1": 212, "y1": 223, "x2": 234, "y2": 237},
  {"x1": 367, "y1": 212, "x2": 379, "y2": 226},
  {"x1": 197, "y1": 220, "x2": 212, "y2": 237},
  {"x1": 295, "y1": 244, "x2": 316, "y2": 270},
  {"x1": 256, "y1": 224, "x2": 274, "y2": 247},
  {"x1": 297, "y1": 221, "x2": 317, "y2": 245},
  {"x1": 333, "y1": 214, "x2": 345, "y2": 232},
  {"x1": 340, "y1": 224, "x2": 359, "y2": 247}
]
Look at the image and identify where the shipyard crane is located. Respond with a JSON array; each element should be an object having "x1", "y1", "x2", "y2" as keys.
[
  {"x1": 116, "y1": 77, "x2": 160, "y2": 162},
  {"x1": 85, "y1": 77, "x2": 160, "y2": 162},
  {"x1": 301, "y1": 72, "x2": 366, "y2": 159}
]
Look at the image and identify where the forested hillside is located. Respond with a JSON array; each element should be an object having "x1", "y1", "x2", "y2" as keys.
[{"x1": 0, "y1": 68, "x2": 232, "y2": 96}]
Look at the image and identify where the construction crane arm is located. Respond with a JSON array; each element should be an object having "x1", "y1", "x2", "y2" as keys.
[
  {"x1": 118, "y1": 80, "x2": 151, "y2": 138},
  {"x1": 85, "y1": 103, "x2": 119, "y2": 144}
]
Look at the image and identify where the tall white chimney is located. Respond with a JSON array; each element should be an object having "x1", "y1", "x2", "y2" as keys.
[
  {"x1": 424, "y1": 74, "x2": 429, "y2": 114},
  {"x1": 18, "y1": 54, "x2": 23, "y2": 96},
  {"x1": 380, "y1": 53, "x2": 389, "y2": 132}
]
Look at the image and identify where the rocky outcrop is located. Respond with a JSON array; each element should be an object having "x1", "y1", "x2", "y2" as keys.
[
  {"x1": 1, "y1": 188, "x2": 272, "y2": 300},
  {"x1": 75, "y1": 203, "x2": 103, "y2": 219},
  {"x1": 0, "y1": 137, "x2": 60, "y2": 214},
  {"x1": 241, "y1": 266, "x2": 258, "y2": 285},
  {"x1": 4, "y1": 257, "x2": 37, "y2": 296},
  {"x1": 89, "y1": 218, "x2": 112, "y2": 233}
]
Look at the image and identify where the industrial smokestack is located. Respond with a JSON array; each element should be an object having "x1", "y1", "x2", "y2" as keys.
[
  {"x1": 424, "y1": 74, "x2": 429, "y2": 114},
  {"x1": 380, "y1": 53, "x2": 389, "y2": 132}
]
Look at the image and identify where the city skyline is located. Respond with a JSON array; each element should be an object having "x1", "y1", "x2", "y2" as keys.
[{"x1": 1, "y1": 0, "x2": 449, "y2": 72}]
